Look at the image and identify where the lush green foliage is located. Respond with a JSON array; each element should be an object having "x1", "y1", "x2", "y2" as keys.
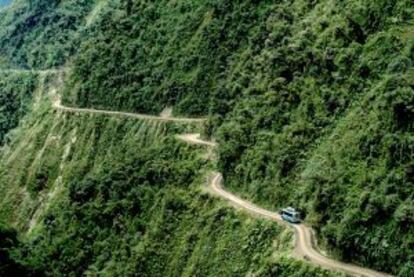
[
  {"x1": 0, "y1": 0, "x2": 94, "y2": 69},
  {"x1": 0, "y1": 222, "x2": 40, "y2": 276},
  {"x1": 0, "y1": 0, "x2": 412, "y2": 275},
  {"x1": 59, "y1": 0, "x2": 413, "y2": 274},
  {"x1": 0, "y1": 72, "x2": 36, "y2": 144}
]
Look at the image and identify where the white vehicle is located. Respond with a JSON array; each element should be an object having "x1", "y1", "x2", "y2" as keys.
[{"x1": 280, "y1": 207, "x2": 301, "y2": 223}]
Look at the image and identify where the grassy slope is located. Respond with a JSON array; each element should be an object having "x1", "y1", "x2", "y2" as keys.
[{"x1": 58, "y1": 0, "x2": 413, "y2": 275}]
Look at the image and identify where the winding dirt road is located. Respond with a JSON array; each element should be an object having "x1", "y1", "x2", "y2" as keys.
[
  {"x1": 6, "y1": 67, "x2": 392, "y2": 276},
  {"x1": 0, "y1": 68, "x2": 65, "y2": 75},
  {"x1": 177, "y1": 134, "x2": 392, "y2": 277},
  {"x1": 52, "y1": 97, "x2": 206, "y2": 123},
  {"x1": 210, "y1": 173, "x2": 392, "y2": 277}
]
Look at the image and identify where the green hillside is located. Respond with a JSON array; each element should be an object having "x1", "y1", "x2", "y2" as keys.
[
  {"x1": 0, "y1": 76, "x2": 336, "y2": 276},
  {"x1": 60, "y1": 0, "x2": 413, "y2": 274},
  {"x1": 0, "y1": 0, "x2": 94, "y2": 69},
  {"x1": 0, "y1": 0, "x2": 412, "y2": 276}
]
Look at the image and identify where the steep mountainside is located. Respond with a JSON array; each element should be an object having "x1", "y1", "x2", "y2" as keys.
[
  {"x1": 0, "y1": 0, "x2": 94, "y2": 69},
  {"x1": 0, "y1": 71, "x2": 335, "y2": 276},
  {"x1": 0, "y1": 0, "x2": 412, "y2": 276},
  {"x1": 58, "y1": 0, "x2": 413, "y2": 274}
]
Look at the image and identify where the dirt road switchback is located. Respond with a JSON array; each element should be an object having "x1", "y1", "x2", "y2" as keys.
[
  {"x1": 10, "y1": 66, "x2": 394, "y2": 277},
  {"x1": 210, "y1": 173, "x2": 392, "y2": 277},
  {"x1": 177, "y1": 134, "x2": 392, "y2": 277},
  {"x1": 47, "y1": 82, "x2": 392, "y2": 277}
]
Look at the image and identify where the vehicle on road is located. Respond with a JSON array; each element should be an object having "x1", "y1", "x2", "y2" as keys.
[{"x1": 280, "y1": 207, "x2": 301, "y2": 223}]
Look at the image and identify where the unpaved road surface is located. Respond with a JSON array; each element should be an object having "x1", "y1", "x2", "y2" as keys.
[
  {"x1": 0, "y1": 68, "x2": 65, "y2": 75},
  {"x1": 177, "y1": 134, "x2": 392, "y2": 277},
  {"x1": 1, "y1": 68, "x2": 203, "y2": 124},
  {"x1": 209, "y1": 173, "x2": 392, "y2": 277},
  {"x1": 24, "y1": 68, "x2": 393, "y2": 277},
  {"x1": 52, "y1": 97, "x2": 206, "y2": 123}
]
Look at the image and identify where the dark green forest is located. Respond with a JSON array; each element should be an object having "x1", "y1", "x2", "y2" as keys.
[
  {"x1": 60, "y1": 0, "x2": 413, "y2": 274},
  {"x1": 0, "y1": 0, "x2": 412, "y2": 276},
  {"x1": 0, "y1": 72, "x2": 36, "y2": 143},
  {"x1": 0, "y1": 0, "x2": 94, "y2": 69},
  {"x1": 0, "y1": 223, "x2": 40, "y2": 276}
]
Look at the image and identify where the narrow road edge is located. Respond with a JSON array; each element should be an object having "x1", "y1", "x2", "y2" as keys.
[{"x1": 177, "y1": 133, "x2": 392, "y2": 277}]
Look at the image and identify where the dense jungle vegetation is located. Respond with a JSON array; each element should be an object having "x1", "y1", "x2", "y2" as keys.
[
  {"x1": 0, "y1": 222, "x2": 40, "y2": 276},
  {"x1": 0, "y1": 0, "x2": 94, "y2": 69},
  {"x1": 0, "y1": 0, "x2": 412, "y2": 276},
  {"x1": 0, "y1": 72, "x2": 36, "y2": 144},
  {"x1": 60, "y1": 0, "x2": 413, "y2": 275}
]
